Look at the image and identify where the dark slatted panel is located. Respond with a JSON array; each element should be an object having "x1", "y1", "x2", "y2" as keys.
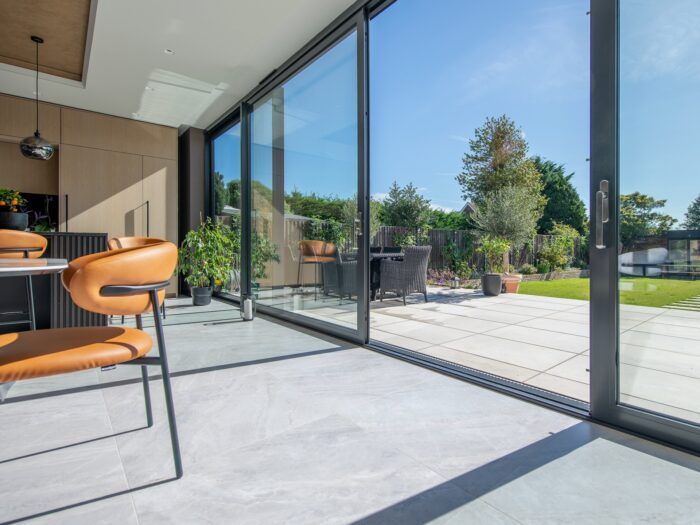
[{"x1": 45, "y1": 233, "x2": 108, "y2": 328}]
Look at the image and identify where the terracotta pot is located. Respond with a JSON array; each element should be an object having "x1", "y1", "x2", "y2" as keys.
[{"x1": 502, "y1": 274, "x2": 522, "y2": 294}]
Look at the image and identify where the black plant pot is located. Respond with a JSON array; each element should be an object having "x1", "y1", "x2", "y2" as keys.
[
  {"x1": 481, "y1": 273, "x2": 502, "y2": 296},
  {"x1": 192, "y1": 286, "x2": 213, "y2": 306},
  {"x1": 0, "y1": 211, "x2": 28, "y2": 231}
]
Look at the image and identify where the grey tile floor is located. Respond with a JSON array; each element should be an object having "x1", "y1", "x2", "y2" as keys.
[{"x1": 1, "y1": 298, "x2": 699, "y2": 524}]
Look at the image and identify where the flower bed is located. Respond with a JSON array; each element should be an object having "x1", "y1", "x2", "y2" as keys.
[{"x1": 521, "y1": 269, "x2": 589, "y2": 281}]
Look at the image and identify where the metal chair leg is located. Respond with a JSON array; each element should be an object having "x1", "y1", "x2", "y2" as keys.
[
  {"x1": 25, "y1": 275, "x2": 36, "y2": 330},
  {"x1": 136, "y1": 315, "x2": 153, "y2": 428},
  {"x1": 150, "y1": 290, "x2": 183, "y2": 479}
]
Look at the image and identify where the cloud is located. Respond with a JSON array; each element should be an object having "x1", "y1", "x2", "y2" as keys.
[
  {"x1": 371, "y1": 192, "x2": 389, "y2": 202},
  {"x1": 621, "y1": 0, "x2": 700, "y2": 82}
]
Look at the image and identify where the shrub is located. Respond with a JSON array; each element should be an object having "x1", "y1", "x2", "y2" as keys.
[
  {"x1": 518, "y1": 263, "x2": 536, "y2": 275},
  {"x1": 477, "y1": 235, "x2": 511, "y2": 273},
  {"x1": 537, "y1": 222, "x2": 580, "y2": 271},
  {"x1": 179, "y1": 218, "x2": 234, "y2": 288}
]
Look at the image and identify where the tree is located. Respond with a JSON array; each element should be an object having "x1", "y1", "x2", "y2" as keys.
[
  {"x1": 456, "y1": 115, "x2": 545, "y2": 211},
  {"x1": 213, "y1": 172, "x2": 227, "y2": 215},
  {"x1": 226, "y1": 180, "x2": 241, "y2": 208},
  {"x1": 471, "y1": 185, "x2": 540, "y2": 253},
  {"x1": 427, "y1": 209, "x2": 472, "y2": 230},
  {"x1": 620, "y1": 192, "x2": 676, "y2": 248},
  {"x1": 532, "y1": 156, "x2": 587, "y2": 235},
  {"x1": 379, "y1": 181, "x2": 432, "y2": 229},
  {"x1": 683, "y1": 194, "x2": 700, "y2": 229}
]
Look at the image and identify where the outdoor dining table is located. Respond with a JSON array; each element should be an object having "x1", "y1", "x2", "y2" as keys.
[{"x1": 370, "y1": 252, "x2": 404, "y2": 300}]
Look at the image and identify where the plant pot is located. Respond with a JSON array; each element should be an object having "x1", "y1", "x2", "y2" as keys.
[
  {"x1": 481, "y1": 273, "x2": 502, "y2": 296},
  {"x1": 0, "y1": 211, "x2": 28, "y2": 231},
  {"x1": 191, "y1": 286, "x2": 213, "y2": 306},
  {"x1": 502, "y1": 274, "x2": 522, "y2": 294}
]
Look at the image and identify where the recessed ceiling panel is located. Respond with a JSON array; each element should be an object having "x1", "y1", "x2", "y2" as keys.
[{"x1": 0, "y1": 0, "x2": 91, "y2": 81}]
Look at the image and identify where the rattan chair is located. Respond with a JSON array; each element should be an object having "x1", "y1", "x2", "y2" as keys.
[{"x1": 379, "y1": 245, "x2": 431, "y2": 305}]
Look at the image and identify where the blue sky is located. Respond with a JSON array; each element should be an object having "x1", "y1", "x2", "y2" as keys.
[{"x1": 215, "y1": 0, "x2": 700, "y2": 224}]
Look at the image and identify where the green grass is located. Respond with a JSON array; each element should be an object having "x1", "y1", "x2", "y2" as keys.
[{"x1": 518, "y1": 277, "x2": 700, "y2": 308}]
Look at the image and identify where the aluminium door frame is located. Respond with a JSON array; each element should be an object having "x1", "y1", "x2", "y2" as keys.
[{"x1": 589, "y1": 0, "x2": 700, "y2": 453}]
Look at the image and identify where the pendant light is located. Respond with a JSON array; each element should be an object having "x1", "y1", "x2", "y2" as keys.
[{"x1": 19, "y1": 36, "x2": 54, "y2": 161}]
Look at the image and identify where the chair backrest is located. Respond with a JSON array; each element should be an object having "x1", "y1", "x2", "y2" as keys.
[
  {"x1": 383, "y1": 246, "x2": 402, "y2": 254},
  {"x1": 0, "y1": 230, "x2": 47, "y2": 259},
  {"x1": 403, "y1": 245, "x2": 432, "y2": 275},
  {"x1": 63, "y1": 241, "x2": 177, "y2": 316},
  {"x1": 107, "y1": 236, "x2": 165, "y2": 250},
  {"x1": 370, "y1": 246, "x2": 382, "y2": 254},
  {"x1": 299, "y1": 240, "x2": 337, "y2": 258}
]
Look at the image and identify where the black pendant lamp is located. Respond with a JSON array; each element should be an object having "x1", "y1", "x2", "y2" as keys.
[{"x1": 19, "y1": 36, "x2": 54, "y2": 161}]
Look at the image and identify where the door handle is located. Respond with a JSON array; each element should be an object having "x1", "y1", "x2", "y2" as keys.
[
  {"x1": 355, "y1": 211, "x2": 363, "y2": 237},
  {"x1": 595, "y1": 180, "x2": 609, "y2": 249}
]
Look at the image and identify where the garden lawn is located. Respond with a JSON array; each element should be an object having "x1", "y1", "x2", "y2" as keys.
[{"x1": 518, "y1": 277, "x2": 700, "y2": 308}]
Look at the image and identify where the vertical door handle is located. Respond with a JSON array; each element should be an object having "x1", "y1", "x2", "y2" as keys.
[
  {"x1": 355, "y1": 211, "x2": 363, "y2": 237},
  {"x1": 595, "y1": 180, "x2": 609, "y2": 249}
]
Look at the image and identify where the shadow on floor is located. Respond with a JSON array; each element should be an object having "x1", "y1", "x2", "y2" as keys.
[{"x1": 352, "y1": 422, "x2": 700, "y2": 525}]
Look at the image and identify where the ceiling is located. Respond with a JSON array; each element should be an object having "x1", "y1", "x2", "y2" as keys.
[
  {"x1": 0, "y1": 0, "x2": 356, "y2": 132},
  {"x1": 0, "y1": 0, "x2": 91, "y2": 82}
]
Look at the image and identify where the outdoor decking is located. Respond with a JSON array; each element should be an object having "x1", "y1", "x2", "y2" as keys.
[{"x1": 371, "y1": 287, "x2": 700, "y2": 423}]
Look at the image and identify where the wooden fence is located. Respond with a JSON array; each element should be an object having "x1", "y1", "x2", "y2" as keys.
[{"x1": 372, "y1": 226, "x2": 586, "y2": 271}]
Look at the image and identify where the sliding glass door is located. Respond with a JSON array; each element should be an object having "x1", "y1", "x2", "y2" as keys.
[
  {"x1": 247, "y1": 24, "x2": 368, "y2": 341},
  {"x1": 590, "y1": 0, "x2": 700, "y2": 452}
]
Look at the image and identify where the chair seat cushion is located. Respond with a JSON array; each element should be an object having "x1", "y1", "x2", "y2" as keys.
[
  {"x1": 0, "y1": 327, "x2": 153, "y2": 383},
  {"x1": 302, "y1": 256, "x2": 336, "y2": 263}
]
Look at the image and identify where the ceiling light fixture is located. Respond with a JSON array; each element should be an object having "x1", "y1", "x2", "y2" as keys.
[
  {"x1": 164, "y1": 49, "x2": 175, "y2": 55},
  {"x1": 19, "y1": 36, "x2": 54, "y2": 161}
]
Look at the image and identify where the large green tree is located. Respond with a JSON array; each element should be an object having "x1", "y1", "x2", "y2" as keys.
[
  {"x1": 620, "y1": 192, "x2": 676, "y2": 248},
  {"x1": 456, "y1": 115, "x2": 544, "y2": 211},
  {"x1": 471, "y1": 186, "x2": 540, "y2": 251},
  {"x1": 683, "y1": 194, "x2": 700, "y2": 229},
  {"x1": 379, "y1": 181, "x2": 432, "y2": 229},
  {"x1": 532, "y1": 156, "x2": 587, "y2": 234},
  {"x1": 213, "y1": 172, "x2": 227, "y2": 215},
  {"x1": 427, "y1": 209, "x2": 472, "y2": 230},
  {"x1": 226, "y1": 180, "x2": 241, "y2": 208}
]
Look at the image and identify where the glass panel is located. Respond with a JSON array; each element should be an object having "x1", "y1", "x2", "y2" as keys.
[
  {"x1": 213, "y1": 123, "x2": 242, "y2": 296},
  {"x1": 251, "y1": 32, "x2": 359, "y2": 330},
  {"x1": 619, "y1": 0, "x2": 700, "y2": 424},
  {"x1": 369, "y1": 0, "x2": 591, "y2": 403}
]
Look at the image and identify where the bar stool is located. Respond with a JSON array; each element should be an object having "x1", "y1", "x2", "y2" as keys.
[
  {"x1": 107, "y1": 237, "x2": 168, "y2": 322},
  {"x1": 0, "y1": 230, "x2": 48, "y2": 330}
]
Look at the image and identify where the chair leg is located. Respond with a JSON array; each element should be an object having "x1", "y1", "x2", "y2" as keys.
[
  {"x1": 150, "y1": 290, "x2": 183, "y2": 479},
  {"x1": 424, "y1": 291, "x2": 428, "y2": 303},
  {"x1": 162, "y1": 302, "x2": 166, "y2": 319},
  {"x1": 136, "y1": 315, "x2": 153, "y2": 428},
  {"x1": 25, "y1": 275, "x2": 36, "y2": 330},
  {"x1": 403, "y1": 290, "x2": 406, "y2": 306}
]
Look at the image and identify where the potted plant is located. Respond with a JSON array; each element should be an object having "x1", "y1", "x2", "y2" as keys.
[
  {"x1": 0, "y1": 188, "x2": 28, "y2": 230},
  {"x1": 477, "y1": 235, "x2": 511, "y2": 296},
  {"x1": 178, "y1": 218, "x2": 234, "y2": 306}
]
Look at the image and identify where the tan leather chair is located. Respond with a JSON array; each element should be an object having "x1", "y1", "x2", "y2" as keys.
[
  {"x1": 0, "y1": 241, "x2": 183, "y2": 479},
  {"x1": 297, "y1": 240, "x2": 337, "y2": 299},
  {"x1": 107, "y1": 237, "x2": 168, "y2": 321},
  {"x1": 0, "y1": 230, "x2": 48, "y2": 330}
]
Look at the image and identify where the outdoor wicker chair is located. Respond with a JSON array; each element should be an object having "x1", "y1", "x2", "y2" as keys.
[{"x1": 379, "y1": 245, "x2": 431, "y2": 305}]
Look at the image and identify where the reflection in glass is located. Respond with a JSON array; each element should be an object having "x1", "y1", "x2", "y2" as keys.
[
  {"x1": 213, "y1": 124, "x2": 242, "y2": 296},
  {"x1": 250, "y1": 33, "x2": 359, "y2": 330},
  {"x1": 619, "y1": 0, "x2": 700, "y2": 424}
]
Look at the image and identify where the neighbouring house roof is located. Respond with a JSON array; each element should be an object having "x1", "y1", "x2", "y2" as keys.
[{"x1": 461, "y1": 202, "x2": 476, "y2": 215}]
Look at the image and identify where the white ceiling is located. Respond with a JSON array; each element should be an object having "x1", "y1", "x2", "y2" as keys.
[{"x1": 0, "y1": 0, "x2": 356, "y2": 132}]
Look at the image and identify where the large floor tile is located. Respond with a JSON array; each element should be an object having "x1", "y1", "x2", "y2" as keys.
[
  {"x1": 418, "y1": 345, "x2": 540, "y2": 382},
  {"x1": 487, "y1": 325, "x2": 589, "y2": 353},
  {"x1": 524, "y1": 373, "x2": 589, "y2": 401},
  {"x1": 619, "y1": 364, "x2": 700, "y2": 418},
  {"x1": 620, "y1": 344, "x2": 700, "y2": 378},
  {"x1": 378, "y1": 320, "x2": 472, "y2": 344},
  {"x1": 443, "y1": 334, "x2": 574, "y2": 371},
  {"x1": 545, "y1": 354, "x2": 590, "y2": 384},
  {"x1": 520, "y1": 317, "x2": 590, "y2": 337}
]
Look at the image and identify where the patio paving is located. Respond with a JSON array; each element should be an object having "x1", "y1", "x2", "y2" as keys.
[{"x1": 370, "y1": 286, "x2": 700, "y2": 423}]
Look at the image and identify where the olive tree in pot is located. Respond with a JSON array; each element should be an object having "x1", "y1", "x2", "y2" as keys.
[
  {"x1": 477, "y1": 235, "x2": 511, "y2": 296},
  {"x1": 178, "y1": 218, "x2": 234, "y2": 306}
]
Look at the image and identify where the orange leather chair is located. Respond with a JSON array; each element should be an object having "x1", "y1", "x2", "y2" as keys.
[
  {"x1": 0, "y1": 230, "x2": 48, "y2": 330},
  {"x1": 107, "y1": 237, "x2": 168, "y2": 321},
  {"x1": 0, "y1": 241, "x2": 183, "y2": 479},
  {"x1": 297, "y1": 240, "x2": 336, "y2": 300}
]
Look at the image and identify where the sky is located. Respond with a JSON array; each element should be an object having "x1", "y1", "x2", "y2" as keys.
[{"x1": 214, "y1": 0, "x2": 700, "y2": 225}]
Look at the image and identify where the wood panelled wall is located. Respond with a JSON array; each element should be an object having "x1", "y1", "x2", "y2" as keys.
[{"x1": 0, "y1": 93, "x2": 179, "y2": 293}]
